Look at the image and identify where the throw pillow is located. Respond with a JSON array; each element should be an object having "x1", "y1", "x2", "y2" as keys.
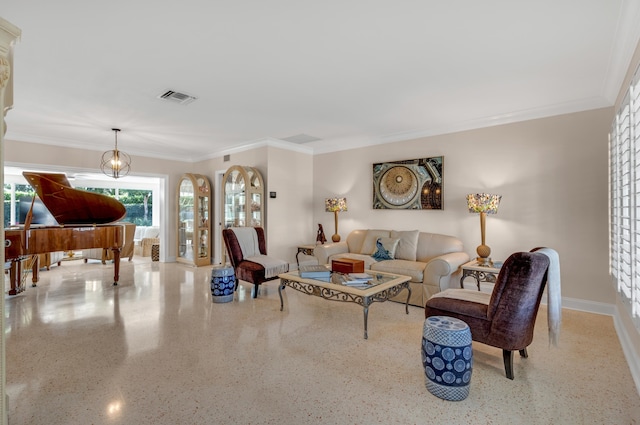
[
  {"x1": 371, "y1": 237, "x2": 400, "y2": 261},
  {"x1": 390, "y1": 230, "x2": 420, "y2": 261},
  {"x1": 359, "y1": 229, "x2": 390, "y2": 255}
]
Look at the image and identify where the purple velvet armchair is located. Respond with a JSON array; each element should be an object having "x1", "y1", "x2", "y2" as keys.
[
  {"x1": 424, "y1": 251, "x2": 550, "y2": 379},
  {"x1": 222, "y1": 227, "x2": 288, "y2": 298}
]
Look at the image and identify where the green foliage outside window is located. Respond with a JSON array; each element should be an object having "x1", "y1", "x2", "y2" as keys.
[{"x1": 4, "y1": 185, "x2": 153, "y2": 227}]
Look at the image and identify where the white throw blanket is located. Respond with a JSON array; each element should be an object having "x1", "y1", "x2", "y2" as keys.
[
  {"x1": 232, "y1": 227, "x2": 288, "y2": 279},
  {"x1": 537, "y1": 248, "x2": 562, "y2": 347},
  {"x1": 431, "y1": 288, "x2": 491, "y2": 305},
  {"x1": 245, "y1": 254, "x2": 289, "y2": 279},
  {"x1": 232, "y1": 227, "x2": 260, "y2": 258}
]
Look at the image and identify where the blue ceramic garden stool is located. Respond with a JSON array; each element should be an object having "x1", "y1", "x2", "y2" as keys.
[
  {"x1": 211, "y1": 266, "x2": 236, "y2": 303},
  {"x1": 422, "y1": 316, "x2": 473, "y2": 401}
]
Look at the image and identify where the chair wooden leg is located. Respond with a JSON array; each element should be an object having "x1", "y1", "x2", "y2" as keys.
[
  {"x1": 519, "y1": 348, "x2": 528, "y2": 358},
  {"x1": 503, "y1": 350, "x2": 515, "y2": 380},
  {"x1": 252, "y1": 283, "x2": 259, "y2": 298}
]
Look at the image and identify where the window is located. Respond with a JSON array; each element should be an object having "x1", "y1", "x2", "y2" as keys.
[
  {"x1": 4, "y1": 178, "x2": 155, "y2": 228},
  {"x1": 76, "y1": 187, "x2": 154, "y2": 227},
  {"x1": 610, "y1": 62, "x2": 640, "y2": 328}
]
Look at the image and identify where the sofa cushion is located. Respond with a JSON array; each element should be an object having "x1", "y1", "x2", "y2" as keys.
[
  {"x1": 360, "y1": 230, "x2": 390, "y2": 255},
  {"x1": 416, "y1": 233, "x2": 465, "y2": 262},
  {"x1": 134, "y1": 226, "x2": 145, "y2": 240},
  {"x1": 371, "y1": 237, "x2": 400, "y2": 261},
  {"x1": 143, "y1": 226, "x2": 160, "y2": 239},
  {"x1": 390, "y1": 230, "x2": 420, "y2": 261},
  {"x1": 370, "y1": 259, "x2": 426, "y2": 283}
]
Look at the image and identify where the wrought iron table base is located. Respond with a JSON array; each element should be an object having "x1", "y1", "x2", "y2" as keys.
[{"x1": 278, "y1": 278, "x2": 411, "y2": 339}]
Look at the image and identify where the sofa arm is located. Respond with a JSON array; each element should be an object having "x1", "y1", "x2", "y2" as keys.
[
  {"x1": 314, "y1": 242, "x2": 349, "y2": 265},
  {"x1": 423, "y1": 251, "x2": 471, "y2": 299},
  {"x1": 141, "y1": 237, "x2": 160, "y2": 257}
]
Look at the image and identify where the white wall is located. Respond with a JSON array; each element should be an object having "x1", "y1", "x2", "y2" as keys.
[
  {"x1": 313, "y1": 107, "x2": 614, "y2": 304},
  {"x1": 194, "y1": 144, "x2": 314, "y2": 264},
  {"x1": 264, "y1": 146, "x2": 314, "y2": 261}
]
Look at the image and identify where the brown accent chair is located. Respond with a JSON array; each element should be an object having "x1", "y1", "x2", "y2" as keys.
[
  {"x1": 424, "y1": 251, "x2": 550, "y2": 379},
  {"x1": 222, "y1": 227, "x2": 289, "y2": 298}
]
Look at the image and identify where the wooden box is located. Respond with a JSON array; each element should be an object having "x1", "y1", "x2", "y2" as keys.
[{"x1": 331, "y1": 258, "x2": 365, "y2": 274}]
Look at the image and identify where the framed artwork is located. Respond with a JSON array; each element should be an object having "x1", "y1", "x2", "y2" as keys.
[{"x1": 372, "y1": 156, "x2": 443, "y2": 210}]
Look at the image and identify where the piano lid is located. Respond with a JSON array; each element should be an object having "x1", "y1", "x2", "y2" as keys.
[{"x1": 23, "y1": 172, "x2": 127, "y2": 225}]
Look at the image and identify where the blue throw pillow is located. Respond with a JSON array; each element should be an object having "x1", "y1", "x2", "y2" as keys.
[{"x1": 371, "y1": 237, "x2": 400, "y2": 261}]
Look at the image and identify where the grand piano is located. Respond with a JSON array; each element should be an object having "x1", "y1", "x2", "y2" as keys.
[{"x1": 4, "y1": 172, "x2": 128, "y2": 295}]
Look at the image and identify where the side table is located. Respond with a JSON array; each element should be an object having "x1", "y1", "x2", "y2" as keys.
[
  {"x1": 460, "y1": 260, "x2": 502, "y2": 291},
  {"x1": 296, "y1": 244, "x2": 316, "y2": 267}
]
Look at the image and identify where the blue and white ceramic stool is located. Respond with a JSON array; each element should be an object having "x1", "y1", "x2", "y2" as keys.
[
  {"x1": 210, "y1": 266, "x2": 236, "y2": 303},
  {"x1": 422, "y1": 316, "x2": 473, "y2": 401}
]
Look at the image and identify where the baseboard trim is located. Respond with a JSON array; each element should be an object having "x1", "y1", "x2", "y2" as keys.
[
  {"x1": 613, "y1": 307, "x2": 640, "y2": 396},
  {"x1": 553, "y1": 296, "x2": 616, "y2": 316}
]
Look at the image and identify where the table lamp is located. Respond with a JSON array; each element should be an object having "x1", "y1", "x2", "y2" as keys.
[
  {"x1": 325, "y1": 197, "x2": 348, "y2": 242},
  {"x1": 467, "y1": 193, "x2": 501, "y2": 267}
]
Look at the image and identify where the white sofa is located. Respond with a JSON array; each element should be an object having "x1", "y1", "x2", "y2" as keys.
[
  {"x1": 314, "y1": 229, "x2": 470, "y2": 307},
  {"x1": 133, "y1": 226, "x2": 160, "y2": 257}
]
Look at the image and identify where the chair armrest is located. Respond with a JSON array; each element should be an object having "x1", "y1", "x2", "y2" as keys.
[
  {"x1": 314, "y1": 242, "x2": 349, "y2": 265},
  {"x1": 423, "y1": 251, "x2": 471, "y2": 298}
]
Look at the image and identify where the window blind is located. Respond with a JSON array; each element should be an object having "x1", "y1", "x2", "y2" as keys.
[{"x1": 611, "y1": 63, "x2": 640, "y2": 325}]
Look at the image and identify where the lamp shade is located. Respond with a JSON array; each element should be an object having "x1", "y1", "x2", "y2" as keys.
[
  {"x1": 325, "y1": 197, "x2": 348, "y2": 212},
  {"x1": 466, "y1": 193, "x2": 501, "y2": 214}
]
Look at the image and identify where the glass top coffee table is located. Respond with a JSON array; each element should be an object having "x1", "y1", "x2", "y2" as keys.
[{"x1": 277, "y1": 269, "x2": 412, "y2": 339}]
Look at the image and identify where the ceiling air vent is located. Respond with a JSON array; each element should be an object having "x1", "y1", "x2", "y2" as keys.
[{"x1": 157, "y1": 90, "x2": 197, "y2": 105}]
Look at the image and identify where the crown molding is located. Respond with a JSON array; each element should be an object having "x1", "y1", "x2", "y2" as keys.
[
  {"x1": 199, "y1": 136, "x2": 314, "y2": 161},
  {"x1": 309, "y1": 97, "x2": 612, "y2": 155},
  {"x1": 5, "y1": 97, "x2": 614, "y2": 161},
  {"x1": 601, "y1": 0, "x2": 640, "y2": 103}
]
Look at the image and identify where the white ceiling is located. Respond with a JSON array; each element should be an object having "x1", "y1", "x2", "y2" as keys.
[{"x1": 3, "y1": 1, "x2": 640, "y2": 163}]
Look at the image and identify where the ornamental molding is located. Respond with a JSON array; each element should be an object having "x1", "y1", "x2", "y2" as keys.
[{"x1": 0, "y1": 56, "x2": 10, "y2": 90}]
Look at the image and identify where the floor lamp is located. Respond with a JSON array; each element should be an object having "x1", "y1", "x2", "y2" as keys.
[
  {"x1": 466, "y1": 193, "x2": 501, "y2": 267},
  {"x1": 325, "y1": 197, "x2": 348, "y2": 242}
]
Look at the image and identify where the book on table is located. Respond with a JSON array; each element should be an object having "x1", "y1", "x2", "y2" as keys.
[
  {"x1": 339, "y1": 273, "x2": 373, "y2": 287},
  {"x1": 310, "y1": 276, "x2": 332, "y2": 282},
  {"x1": 299, "y1": 265, "x2": 331, "y2": 278}
]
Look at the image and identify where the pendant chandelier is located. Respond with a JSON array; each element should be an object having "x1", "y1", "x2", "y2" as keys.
[{"x1": 101, "y1": 128, "x2": 131, "y2": 179}]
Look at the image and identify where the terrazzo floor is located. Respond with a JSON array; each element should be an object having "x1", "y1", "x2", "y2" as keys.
[{"x1": 4, "y1": 257, "x2": 640, "y2": 424}]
